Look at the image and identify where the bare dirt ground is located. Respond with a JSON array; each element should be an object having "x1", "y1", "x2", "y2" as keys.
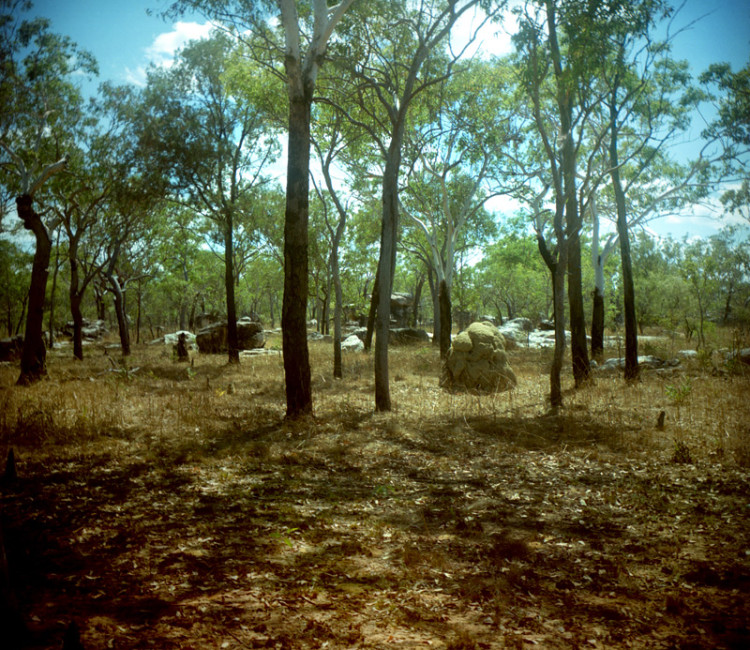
[{"x1": 1, "y1": 335, "x2": 749, "y2": 649}]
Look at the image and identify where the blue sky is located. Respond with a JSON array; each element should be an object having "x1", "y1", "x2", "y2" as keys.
[{"x1": 23, "y1": 0, "x2": 750, "y2": 239}]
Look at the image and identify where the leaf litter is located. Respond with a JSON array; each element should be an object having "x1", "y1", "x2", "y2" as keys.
[{"x1": 0, "y1": 341, "x2": 748, "y2": 649}]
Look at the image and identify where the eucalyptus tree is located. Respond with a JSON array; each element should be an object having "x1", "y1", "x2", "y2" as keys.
[
  {"x1": 166, "y1": 0, "x2": 356, "y2": 417},
  {"x1": 588, "y1": 0, "x2": 711, "y2": 379},
  {"x1": 329, "y1": 0, "x2": 495, "y2": 411},
  {"x1": 399, "y1": 58, "x2": 515, "y2": 357},
  {"x1": 514, "y1": 0, "x2": 601, "y2": 393},
  {"x1": 48, "y1": 148, "x2": 110, "y2": 361},
  {"x1": 0, "y1": 1, "x2": 97, "y2": 383},
  {"x1": 311, "y1": 108, "x2": 365, "y2": 378},
  {"x1": 701, "y1": 58, "x2": 750, "y2": 228},
  {"x1": 137, "y1": 31, "x2": 278, "y2": 363}
]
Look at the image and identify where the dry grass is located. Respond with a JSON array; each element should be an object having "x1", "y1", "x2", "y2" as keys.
[{"x1": 0, "y1": 331, "x2": 749, "y2": 649}]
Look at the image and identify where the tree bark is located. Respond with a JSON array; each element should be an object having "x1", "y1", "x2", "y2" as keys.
[
  {"x1": 364, "y1": 272, "x2": 378, "y2": 352},
  {"x1": 438, "y1": 279, "x2": 452, "y2": 359},
  {"x1": 282, "y1": 94, "x2": 313, "y2": 417},
  {"x1": 332, "y1": 252, "x2": 343, "y2": 379},
  {"x1": 108, "y1": 274, "x2": 131, "y2": 356},
  {"x1": 48, "y1": 228, "x2": 61, "y2": 348},
  {"x1": 591, "y1": 285, "x2": 605, "y2": 359},
  {"x1": 428, "y1": 268, "x2": 440, "y2": 347},
  {"x1": 537, "y1": 228, "x2": 567, "y2": 410},
  {"x1": 374, "y1": 142, "x2": 402, "y2": 412},
  {"x1": 609, "y1": 101, "x2": 639, "y2": 381},
  {"x1": 16, "y1": 195, "x2": 50, "y2": 385},
  {"x1": 224, "y1": 215, "x2": 240, "y2": 364}
]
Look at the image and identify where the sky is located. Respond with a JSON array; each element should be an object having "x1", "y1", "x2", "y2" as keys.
[{"x1": 21, "y1": 0, "x2": 750, "y2": 240}]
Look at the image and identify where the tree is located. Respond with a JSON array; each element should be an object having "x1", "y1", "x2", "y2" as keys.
[
  {"x1": 0, "y1": 3, "x2": 96, "y2": 383},
  {"x1": 137, "y1": 31, "x2": 278, "y2": 364},
  {"x1": 400, "y1": 59, "x2": 513, "y2": 357},
  {"x1": 330, "y1": 0, "x2": 491, "y2": 411},
  {"x1": 167, "y1": 0, "x2": 356, "y2": 416}
]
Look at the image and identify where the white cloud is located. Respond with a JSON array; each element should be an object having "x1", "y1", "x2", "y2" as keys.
[
  {"x1": 146, "y1": 21, "x2": 215, "y2": 67},
  {"x1": 451, "y1": 5, "x2": 517, "y2": 60},
  {"x1": 124, "y1": 21, "x2": 215, "y2": 86}
]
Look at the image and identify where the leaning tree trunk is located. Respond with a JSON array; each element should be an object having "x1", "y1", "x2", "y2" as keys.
[
  {"x1": 16, "y1": 195, "x2": 50, "y2": 384},
  {"x1": 281, "y1": 94, "x2": 313, "y2": 418},
  {"x1": 438, "y1": 279, "x2": 452, "y2": 359}
]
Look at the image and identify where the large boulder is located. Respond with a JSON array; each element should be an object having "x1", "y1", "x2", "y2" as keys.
[
  {"x1": 341, "y1": 334, "x2": 365, "y2": 352},
  {"x1": 62, "y1": 318, "x2": 107, "y2": 340},
  {"x1": 498, "y1": 318, "x2": 533, "y2": 349},
  {"x1": 196, "y1": 320, "x2": 265, "y2": 353},
  {"x1": 441, "y1": 321, "x2": 516, "y2": 393},
  {"x1": 390, "y1": 293, "x2": 413, "y2": 327},
  {"x1": 390, "y1": 327, "x2": 430, "y2": 345}
]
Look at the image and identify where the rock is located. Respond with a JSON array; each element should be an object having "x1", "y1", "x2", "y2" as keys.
[
  {"x1": 678, "y1": 349, "x2": 698, "y2": 359},
  {"x1": 341, "y1": 334, "x2": 364, "y2": 352},
  {"x1": 441, "y1": 321, "x2": 516, "y2": 393},
  {"x1": 347, "y1": 327, "x2": 368, "y2": 342},
  {"x1": 196, "y1": 320, "x2": 265, "y2": 353},
  {"x1": 728, "y1": 347, "x2": 750, "y2": 366},
  {"x1": 598, "y1": 355, "x2": 680, "y2": 371},
  {"x1": 390, "y1": 328, "x2": 430, "y2": 345},
  {"x1": 538, "y1": 319, "x2": 555, "y2": 331},
  {"x1": 390, "y1": 293, "x2": 413, "y2": 327},
  {"x1": 164, "y1": 330, "x2": 197, "y2": 348},
  {"x1": 307, "y1": 331, "x2": 328, "y2": 341},
  {"x1": 0, "y1": 335, "x2": 23, "y2": 362},
  {"x1": 504, "y1": 317, "x2": 533, "y2": 331},
  {"x1": 239, "y1": 348, "x2": 280, "y2": 358}
]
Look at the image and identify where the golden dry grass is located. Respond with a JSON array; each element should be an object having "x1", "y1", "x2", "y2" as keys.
[{"x1": 0, "y1": 331, "x2": 748, "y2": 649}]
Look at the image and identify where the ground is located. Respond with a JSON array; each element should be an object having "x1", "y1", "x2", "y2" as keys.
[{"x1": 0, "y1": 333, "x2": 748, "y2": 649}]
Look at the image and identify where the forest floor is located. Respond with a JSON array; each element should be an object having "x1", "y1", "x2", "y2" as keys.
[{"x1": 1, "y1": 332, "x2": 749, "y2": 649}]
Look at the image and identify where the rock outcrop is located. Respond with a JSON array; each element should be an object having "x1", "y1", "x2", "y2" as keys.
[
  {"x1": 196, "y1": 319, "x2": 265, "y2": 353},
  {"x1": 441, "y1": 321, "x2": 516, "y2": 393}
]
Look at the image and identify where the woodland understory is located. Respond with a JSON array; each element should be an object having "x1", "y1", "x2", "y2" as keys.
[{"x1": 1, "y1": 333, "x2": 749, "y2": 650}]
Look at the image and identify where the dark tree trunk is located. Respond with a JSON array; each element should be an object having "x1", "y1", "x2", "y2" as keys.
[
  {"x1": 609, "y1": 101, "x2": 639, "y2": 381},
  {"x1": 224, "y1": 216, "x2": 240, "y2": 364},
  {"x1": 364, "y1": 272, "x2": 378, "y2": 351},
  {"x1": 48, "y1": 228, "x2": 61, "y2": 348},
  {"x1": 332, "y1": 257, "x2": 343, "y2": 379},
  {"x1": 14, "y1": 293, "x2": 28, "y2": 337},
  {"x1": 374, "y1": 141, "x2": 402, "y2": 412},
  {"x1": 282, "y1": 95, "x2": 313, "y2": 418},
  {"x1": 16, "y1": 195, "x2": 50, "y2": 385},
  {"x1": 94, "y1": 280, "x2": 107, "y2": 321},
  {"x1": 438, "y1": 279, "x2": 452, "y2": 359},
  {"x1": 567, "y1": 221, "x2": 590, "y2": 386},
  {"x1": 70, "y1": 289, "x2": 84, "y2": 361},
  {"x1": 537, "y1": 227, "x2": 567, "y2": 410},
  {"x1": 108, "y1": 274, "x2": 131, "y2": 356},
  {"x1": 135, "y1": 279, "x2": 142, "y2": 344},
  {"x1": 591, "y1": 286, "x2": 605, "y2": 359}
]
